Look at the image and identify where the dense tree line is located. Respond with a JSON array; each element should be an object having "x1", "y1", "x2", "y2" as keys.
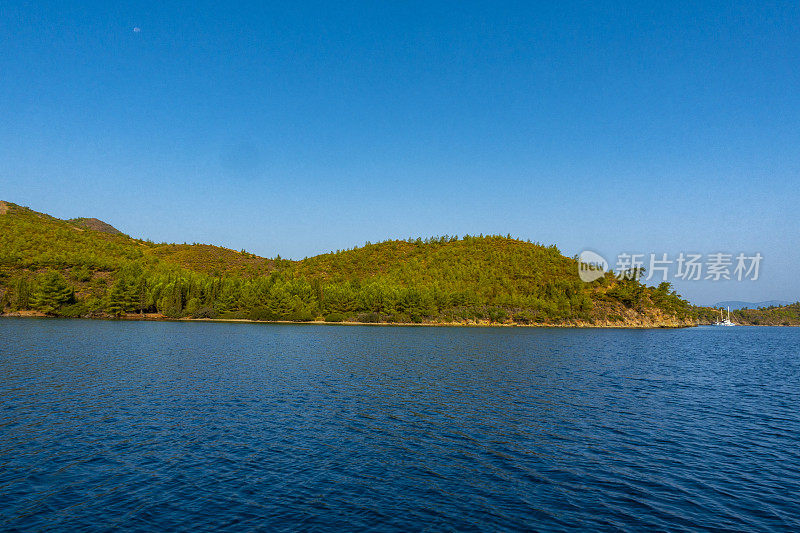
[{"x1": 0, "y1": 265, "x2": 601, "y2": 323}]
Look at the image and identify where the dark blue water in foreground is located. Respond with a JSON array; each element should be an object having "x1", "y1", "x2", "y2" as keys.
[{"x1": 1, "y1": 319, "x2": 799, "y2": 531}]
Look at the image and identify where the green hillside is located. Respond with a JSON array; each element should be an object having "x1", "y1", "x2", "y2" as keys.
[
  {"x1": 731, "y1": 303, "x2": 800, "y2": 326},
  {"x1": 148, "y1": 244, "x2": 276, "y2": 277},
  {"x1": 1, "y1": 200, "x2": 700, "y2": 326},
  {"x1": 66, "y1": 217, "x2": 123, "y2": 234}
]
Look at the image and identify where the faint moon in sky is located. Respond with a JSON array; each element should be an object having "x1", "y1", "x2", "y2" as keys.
[{"x1": 133, "y1": 27, "x2": 141, "y2": 33}]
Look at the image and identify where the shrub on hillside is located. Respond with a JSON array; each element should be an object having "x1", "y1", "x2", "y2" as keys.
[
  {"x1": 357, "y1": 312, "x2": 380, "y2": 323},
  {"x1": 487, "y1": 307, "x2": 508, "y2": 323},
  {"x1": 192, "y1": 306, "x2": 217, "y2": 319},
  {"x1": 324, "y1": 312, "x2": 345, "y2": 322},
  {"x1": 249, "y1": 308, "x2": 280, "y2": 321}
]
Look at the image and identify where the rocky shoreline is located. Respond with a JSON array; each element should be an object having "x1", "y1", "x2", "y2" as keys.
[{"x1": 1, "y1": 311, "x2": 696, "y2": 328}]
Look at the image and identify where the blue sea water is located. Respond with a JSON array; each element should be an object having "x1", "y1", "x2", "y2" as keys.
[{"x1": 1, "y1": 319, "x2": 799, "y2": 531}]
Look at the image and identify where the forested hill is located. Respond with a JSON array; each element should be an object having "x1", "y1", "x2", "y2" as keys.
[
  {"x1": 1, "y1": 200, "x2": 698, "y2": 326},
  {"x1": 730, "y1": 303, "x2": 800, "y2": 326}
]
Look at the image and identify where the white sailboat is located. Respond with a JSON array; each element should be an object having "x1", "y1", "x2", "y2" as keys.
[{"x1": 713, "y1": 306, "x2": 736, "y2": 326}]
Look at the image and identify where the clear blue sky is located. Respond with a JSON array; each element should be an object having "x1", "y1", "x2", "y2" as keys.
[{"x1": 2, "y1": 1, "x2": 798, "y2": 305}]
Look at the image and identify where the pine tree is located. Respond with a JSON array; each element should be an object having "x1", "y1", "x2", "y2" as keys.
[
  {"x1": 106, "y1": 279, "x2": 130, "y2": 317},
  {"x1": 13, "y1": 277, "x2": 31, "y2": 310},
  {"x1": 31, "y1": 271, "x2": 75, "y2": 314}
]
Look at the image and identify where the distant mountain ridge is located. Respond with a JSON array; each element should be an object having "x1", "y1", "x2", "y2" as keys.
[
  {"x1": 714, "y1": 300, "x2": 791, "y2": 310},
  {"x1": 0, "y1": 202, "x2": 122, "y2": 235},
  {"x1": 67, "y1": 217, "x2": 123, "y2": 235}
]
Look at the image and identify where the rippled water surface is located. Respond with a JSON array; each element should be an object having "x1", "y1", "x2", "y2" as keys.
[{"x1": 1, "y1": 319, "x2": 799, "y2": 531}]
